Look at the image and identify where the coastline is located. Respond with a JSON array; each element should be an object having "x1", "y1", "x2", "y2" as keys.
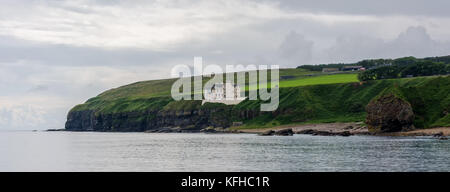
[
  {"x1": 50, "y1": 122, "x2": 450, "y2": 137},
  {"x1": 236, "y1": 122, "x2": 450, "y2": 137},
  {"x1": 236, "y1": 122, "x2": 368, "y2": 135}
]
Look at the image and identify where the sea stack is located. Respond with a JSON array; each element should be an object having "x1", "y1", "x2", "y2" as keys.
[{"x1": 365, "y1": 93, "x2": 415, "y2": 133}]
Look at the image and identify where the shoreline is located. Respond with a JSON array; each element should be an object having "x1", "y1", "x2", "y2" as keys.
[
  {"x1": 236, "y1": 122, "x2": 368, "y2": 135},
  {"x1": 237, "y1": 122, "x2": 450, "y2": 137},
  {"x1": 48, "y1": 123, "x2": 450, "y2": 137}
]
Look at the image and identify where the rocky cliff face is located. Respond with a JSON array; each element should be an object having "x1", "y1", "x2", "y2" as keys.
[
  {"x1": 365, "y1": 94, "x2": 415, "y2": 133},
  {"x1": 65, "y1": 107, "x2": 243, "y2": 132},
  {"x1": 65, "y1": 110, "x2": 96, "y2": 131}
]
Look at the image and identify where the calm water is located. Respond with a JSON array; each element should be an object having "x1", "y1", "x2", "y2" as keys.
[{"x1": 0, "y1": 131, "x2": 449, "y2": 172}]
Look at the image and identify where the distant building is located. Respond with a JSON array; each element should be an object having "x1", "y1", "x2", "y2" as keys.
[
  {"x1": 202, "y1": 82, "x2": 246, "y2": 105},
  {"x1": 322, "y1": 68, "x2": 339, "y2": 73},
  {"x1": 342, "y1": 66, "x2": 364, "y2": 71}
]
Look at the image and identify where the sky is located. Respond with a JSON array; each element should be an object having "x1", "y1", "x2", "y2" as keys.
[{"x1": 1, "y1": 0, "x2": 450, "y2": 130}]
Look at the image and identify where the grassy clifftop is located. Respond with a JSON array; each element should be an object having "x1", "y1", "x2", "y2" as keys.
[
  {"x1": 69, "y1": 68, "x2": 449, "y2": 129},
  {"x1": 71, "y1": 69, "x2": 356, "y2": 113}
]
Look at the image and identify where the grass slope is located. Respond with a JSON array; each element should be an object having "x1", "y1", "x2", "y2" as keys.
[
  {"x1": 71, "y1": 69, "x2": 352, "y2": 112},
  {"x1": 235, "y1": 75, "x2": 449, "y2": 129}
]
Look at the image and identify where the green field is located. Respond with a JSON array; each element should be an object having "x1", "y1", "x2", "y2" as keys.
[
  {"x1": 280, "y1": 73, "x2": 358, "y2": 88},
  {"x1": 246, "y1": 73, "x2": 358, "y2": 90}
]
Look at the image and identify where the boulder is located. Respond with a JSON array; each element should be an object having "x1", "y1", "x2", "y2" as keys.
[
  {"x1": 258, "y1": 130, "x2": 275, "y2": 136},
  {"x1": 274, "y1": 129, "x2": 294, "y2": 136},
  {"x1": 295, "y1": 129, "x2": 315, "y2": 134},
  {"x1": 311, "y1": 130, "x2": 335, "y2": 136},
  {"x1": 295, "y1": 129, "x2": 353, "y2": 136},
  {"x1": 365, "y1": 94, "x2": 415, "y2": 133}
]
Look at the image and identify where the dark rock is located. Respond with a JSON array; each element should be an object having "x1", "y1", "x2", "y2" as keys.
[
  {"x1": 295, "y1": 129, "x2": 352, "y2": 137},
  {"x1": 201, "y1": 129, "x2": 217, "y2": 133},
  {"x1": 258, "y1": 130, "x2": 275, "y2": 136},
  {"x1": 274, "y1": 129, "x2": 294, "y2": 136},
  {"x1": 432, "y1": 132, "x2": 448, "y2": 140},
  {"x1": 337, "y1": 131, "x2": 353, "y2": 137},
  {"x1": 65, "y1": 110, "x2": 95, "y2": 131},
  {"x1": 365, "y1": 94, "x2": 415, "y2": 133},
  {"x1": 65, "y1": 106, "x2": 236, "y2": 132},
  {"x1": 46, "y1": 129, "x2": 65, "y2": 132},
  {"x1": 311, "y1": 131, "x2": 334, "y2": 136},
  {"x1": 295, "y1": 129, "x2": 315, "y2": 134}
]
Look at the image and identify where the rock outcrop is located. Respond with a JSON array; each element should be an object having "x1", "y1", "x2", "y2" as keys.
[
  {"x1": 274, "y1": 129, "x2": 294, "y2": 136},
  {"x1": 258, "y1": 129, "x2": 293, "y2": 136},
  {"x1": 295, "y1": 129, "x2": 353, "y2": 136},
  {"x1": 258, "y1": 130, "x2": 275, "y2": 136},
  {"x1": 365, "y1": 94, "x2": 415, "y2": 133}
]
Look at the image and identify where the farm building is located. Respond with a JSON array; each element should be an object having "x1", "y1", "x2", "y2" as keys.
[
  {"x1": 342, "y1": 66, "x2": 365, "y2": 71},
  {"x1": 322, "y1": 68, "x2": 339, "y2": 73}
]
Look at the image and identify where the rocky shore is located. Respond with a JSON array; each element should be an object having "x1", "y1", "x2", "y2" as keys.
[
  {"x1": 241, "y1": 122, "x2": 367, "y2": 135},
  {"x1": 240, "y1": 122, "x2": 450, "y2": 138},
  {"x1": 376, "y1": 127, "x2": 450, "y2": 137},
  {"x1": 57, "y1": 121, "x2": 450, "y2": 139}
]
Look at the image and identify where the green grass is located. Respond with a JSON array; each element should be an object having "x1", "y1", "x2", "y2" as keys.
[
  {"x1": 279, "y1": 73, "x2": 358, "y2": 88},
  {"x1": 73, "y1": 69, "x2": 353, "y2": 111}
]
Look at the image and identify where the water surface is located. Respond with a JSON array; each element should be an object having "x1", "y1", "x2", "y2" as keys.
[{"x1": 0, "y1": 131, "x2": 449, "y2": 171}]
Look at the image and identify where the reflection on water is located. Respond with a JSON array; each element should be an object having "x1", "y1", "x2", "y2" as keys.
[{"x1": 0, "y1": 131, "x2": 449, "y2": 171}]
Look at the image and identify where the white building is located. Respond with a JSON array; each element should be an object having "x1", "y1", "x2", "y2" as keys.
[{"x1": 202, "y1": 82, "x2": 246, "y2": 105}]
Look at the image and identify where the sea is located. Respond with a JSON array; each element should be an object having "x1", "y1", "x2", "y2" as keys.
[{"x1": 0, "y1": 131, "x2": 449, "y2": 172}]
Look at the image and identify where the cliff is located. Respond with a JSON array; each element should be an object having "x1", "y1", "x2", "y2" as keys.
[{"x1": 65, "y1": 72, "x2": 450, "y2": 132}]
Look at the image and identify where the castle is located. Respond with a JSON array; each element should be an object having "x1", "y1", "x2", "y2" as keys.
[{"x1": 202, "y1": 82, "x2": 246, "y2": 105}]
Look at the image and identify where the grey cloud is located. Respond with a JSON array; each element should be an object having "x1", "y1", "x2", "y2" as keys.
[
  {"x1": 390, "y1": 26, "x2": 444, "y2": 57},
  {"x1": 278, "y1": 31, "x2": 314, "y2": 66},
  {"x1": 268, "y1": 0, "x2": 450, "y2": 17},
  {"x1": 324, "y1": 26, "x2": 450, "y2": 63},
  {"x1": 27, "y1": 85, "x2": 49, "y2": 93},
  {"x1": 0, "y1": 36, "x2": 189, "y2": 67}
]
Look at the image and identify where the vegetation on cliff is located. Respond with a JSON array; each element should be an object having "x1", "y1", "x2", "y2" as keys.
[
  {"x1": 67, "y1": 73, "x2": 449, "y2": 132},
  {"x1": 67, "y1": 56, "x2": 450, "y2": 131}
]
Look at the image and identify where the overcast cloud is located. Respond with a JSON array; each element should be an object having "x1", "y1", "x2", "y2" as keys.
[{"x1": 1, "y1": 0, "x2": 450, "y2": 130}]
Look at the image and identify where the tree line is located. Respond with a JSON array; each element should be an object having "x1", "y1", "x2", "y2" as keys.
[
  {"x1": 296, "y1": 55, "x2": 450, "y2": 81},
  {"x1": 357, "y1": 59, "x2": 450, "y2": 81}
]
